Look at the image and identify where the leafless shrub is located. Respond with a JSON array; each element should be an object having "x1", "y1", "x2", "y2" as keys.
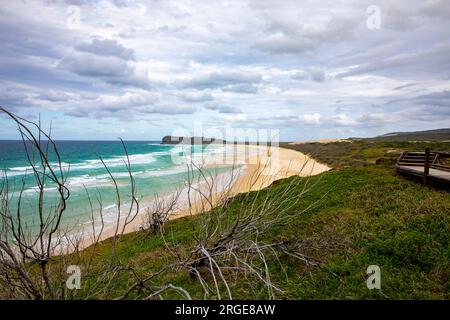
[
  {"x1": 121, "y1": 147, "x2": 329, "y2": 300},
  {"x1": 0, "y1": 107, "x2": 71, "y2": 299},
  {"x1": 141, "y1": 188, "x2": 183, "y2": 235},
  {"x1": 185, "y1": 159, "x2": 327, "y2": 299},
  {"x1": 0, "y1": 107, "x2": 142, "y2": 299}
]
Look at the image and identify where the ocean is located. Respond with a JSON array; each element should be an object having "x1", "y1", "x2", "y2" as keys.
[{"x1": 0, "y1": 140, "x2": 231, "y2": 230}]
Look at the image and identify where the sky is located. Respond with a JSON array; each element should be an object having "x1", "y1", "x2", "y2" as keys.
[{"x1": 0, "y1": 0, "x2": 450, "y2": 141}]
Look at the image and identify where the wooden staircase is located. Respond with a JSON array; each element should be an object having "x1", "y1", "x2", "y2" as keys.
[
  {"x1": 396, "y1": 151, "x2": 438, "y2": 167},
  {"x1": 396, "y1": 149, "x2": 450, "y2": 185}
]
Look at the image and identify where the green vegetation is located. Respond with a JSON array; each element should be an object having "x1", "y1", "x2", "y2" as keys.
[
  {"x1": 365, "y1": 128, "x2": 450, "y2": 142},
  {"x1": 280, "y1": 140, "x2": 450, "y2": 169},
  {"x1": 87, "y1": 159, "x2": 449, "y2": 299}
]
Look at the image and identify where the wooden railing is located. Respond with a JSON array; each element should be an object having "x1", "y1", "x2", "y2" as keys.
[
  {"x1": 397, "y1": 150, "x2": 450, "y2": 171},
  {"x1": 396, "y1": 149, "x2": 450, "y2": 185},
  {"x1": 431, "y1": 151, "x2": 450, "y2": 172}
]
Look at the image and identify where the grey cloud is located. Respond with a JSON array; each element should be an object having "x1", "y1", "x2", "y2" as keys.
[
  {"x1": 396, "y1": 105, "x2": 450, "y2": 123},
  {"x1": 0, "y1": 87, "x2": 34, "y2": 110},
  {"x1": 255, "y1": 17, "x2": 356, "y2": 55},
  {"x1": 421, "y1": 0, "x2": 450, "y2": 20},
  {"x1": 38, "y1": 90, "x2": 70, "y2": 102},
  {"x1": 111, "y1": 0, "x2": 137, "y2": 7},
  {"x1": 60, "y1": 53, "x2": 129, "y2": 77},
  {"x1": 336, "y1": 43, "x2": 450, "y2": 79},
  {"x1": 393, "y1": 83, "x2": 417, "y2": 90},
  {"x1": 64, "y1": 0, "x2": 135, "y2": 6},
  {"x1": 408, "y1": 91, "x2": 450, "y2": 107},
  {"x1": 65, "y1": 92, "x2": 197, "y2": 119},
  {"x1": 291, "y1": 69, "x2": 325, "y2": 82},
  {"x1": 357, "y1": 113, "x2": 391, "y2": 124},
  {"x1": 177, "y1": 92, "x2": 214, "y2": 102},
  {"x1": 255, "y1": 33, "x2": 316, "y2": 55},
  {"x1": 387, "y1": 90, "x2": 450, "y2": 108},
  {"x1": 77, "y1": 39, "x2": 135, "y2": 61},
  {"x1": 308, "y1": 68, "x2": 325, "y2": 82},
  {"x1": 204, "y1": 103, "x2": 241, "y2": 114},
  {"x1": 0, "y1": 14, "x2": 65, "y2": 60},
  {"x1": 255, "y1": 114, "x2": 321, "y2": 127},
  {"x1": 221, "y1": 84, "x2": 259, "y2": 93},
  {"x1": 175, "y1": 71, "x2": 262, "y2": 90},
  {"x1": 333, "y1": 42, "x2": 403, "y2": 68},
  {"x1": 382, "y1": 6, "x2": 419, "y2": 31},
  {"x1": 141, "y1": 104, "x2": 197, "y2": 115},
  {"x1": 332, "y1": 112, "x2": 391, "y2": 127},
  {"x1": 291, "y1": 71, "x2": 309, "y2": 81},
  {"x1": 59, "y1": 52, "x2": 149, "y2": 88}
]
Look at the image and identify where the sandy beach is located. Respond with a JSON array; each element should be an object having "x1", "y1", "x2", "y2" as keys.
[{"x1": 63, "y1": 144, "x2": 330, "y2": 252}]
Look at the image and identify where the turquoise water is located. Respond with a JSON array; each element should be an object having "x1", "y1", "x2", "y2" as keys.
[{"x1": 0, "y1": 140, "x2": 228, "y2": 229}]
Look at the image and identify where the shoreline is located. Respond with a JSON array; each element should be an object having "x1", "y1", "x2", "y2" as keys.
[{"x1": 58, "y1": 145, "x2": 330, "y2": 253}]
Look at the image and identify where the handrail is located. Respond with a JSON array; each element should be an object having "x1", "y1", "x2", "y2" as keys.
[{"x1": 396, "y1": 149, "x2": 450, "y2": 183}]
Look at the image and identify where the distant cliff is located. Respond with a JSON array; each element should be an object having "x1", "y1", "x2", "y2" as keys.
[{"x1": 161, "y1": 136, "x2": 226, "y2": 145}]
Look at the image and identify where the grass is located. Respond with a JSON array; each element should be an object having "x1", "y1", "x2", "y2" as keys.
[
  {"x1": 85, "y1": 159, "x2": 449, "y2": 299},
  {"x1": 280, "y1": 140, "x2": 450, "y2": 169},
  {"x1": 12, "y1": 138, "x2": 445, "y2": 299}
]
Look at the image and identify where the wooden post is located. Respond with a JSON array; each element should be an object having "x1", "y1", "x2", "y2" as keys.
[{"x1": 424, "y1": 147, "x2": 430, "y2": 185}]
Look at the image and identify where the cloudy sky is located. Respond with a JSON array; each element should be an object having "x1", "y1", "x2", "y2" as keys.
[{"x1": 0, "y1": 0, "x2": 449, "y2": 141}]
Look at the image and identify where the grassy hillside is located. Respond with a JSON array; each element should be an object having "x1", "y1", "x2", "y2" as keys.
[
  {"x1": 280, "y1": 140, "x2": 450, "y2": 169},
  {"x1": 369, "y1": 128, "x2": 450, "y2": 142},
  {"x1": 87, "y1": 161, "x2": 449, "y2": 299}
]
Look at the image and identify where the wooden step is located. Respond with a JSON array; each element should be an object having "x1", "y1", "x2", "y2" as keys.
[
  {"x1": 401, "y1": 157, "x2": 426, "y2": 160},
  {"x1": 402, "y1": 156, "x2": 426, "y2": 159},
  {"x1": 400, "y1": 157, "x2": 426, "y2": 161},
  {"x1": 401, "y1": 156, "x2": 426, "y2": 159},
  {"x1": 403, "y1": 152, "x2": 437, "y2": 156},
  {"x1": 397, "y1": 162, "x2": 425, "y2": 166}
]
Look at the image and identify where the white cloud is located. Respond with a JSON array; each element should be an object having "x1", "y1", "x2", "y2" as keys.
[
  {"x1": 302, "y1": 113, "x2": 321, "y2": 124},
  {"x1": 0, "y1": 0, "x2": 450, "y2": 140}
]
